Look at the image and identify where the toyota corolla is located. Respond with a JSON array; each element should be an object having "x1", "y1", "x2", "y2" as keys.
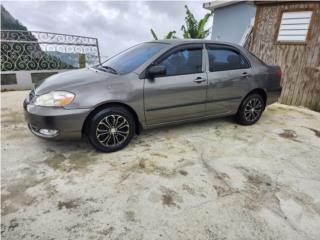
[{"x1": 24, "y1": 40, "x2": 282, "y2": 152}]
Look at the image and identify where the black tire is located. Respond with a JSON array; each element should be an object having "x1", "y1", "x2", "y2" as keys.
[
  {"x1": 87, "y1": 107, "x2": 135, "y2": 152},
  {"x1": 236, "y1": 93, "x2": 265, "y2": 125}
]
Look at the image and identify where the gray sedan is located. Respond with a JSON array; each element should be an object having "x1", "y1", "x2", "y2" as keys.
[{"x1": 24, "y1": 40, "x2": 282, "y2": 152}]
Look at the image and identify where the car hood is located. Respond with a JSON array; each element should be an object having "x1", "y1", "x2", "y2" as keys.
[{"x1": 35, "y1": 68, "x2": 116, "y2": 95}]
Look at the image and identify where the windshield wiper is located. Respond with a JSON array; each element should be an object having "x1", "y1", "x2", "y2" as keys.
[{"x1": 100, "y1": 65, "x2": 118, "y2": 74}]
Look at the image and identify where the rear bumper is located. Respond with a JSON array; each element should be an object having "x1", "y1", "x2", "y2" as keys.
[
  {"x1": 23, "y1": 100, "x2": 90, "y2": 139},
  {"x1": 267, "y1": 87, "x2": 282, "y2": 105}
]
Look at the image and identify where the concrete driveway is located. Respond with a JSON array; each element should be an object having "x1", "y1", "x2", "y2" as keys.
[{"x1": 1, "y1": 91, "x2": 320, "y2": 240}]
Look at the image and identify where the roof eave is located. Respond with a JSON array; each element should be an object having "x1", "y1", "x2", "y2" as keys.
[
  {"x1": 203, "y1": 1, "x2": 246, "y2": 11},
  {"x1": 254, "y1": 0, "x2": 315, "y2": 5}
]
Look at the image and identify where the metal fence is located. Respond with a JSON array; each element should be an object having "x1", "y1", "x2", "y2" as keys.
[{"x1": 1, "y1": 30, "x2": 101, "y2": 71}]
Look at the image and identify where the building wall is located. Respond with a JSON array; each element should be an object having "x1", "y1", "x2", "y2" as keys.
[
  {"x1": 248, "y1": 2, "x2": 320, "y2": 111},
  {"x1": 211, "y1": 2, "x2": 256, "y2": 44},
  {"x1": 1, "y1": 70, "x2": 65, "y2": 91}
]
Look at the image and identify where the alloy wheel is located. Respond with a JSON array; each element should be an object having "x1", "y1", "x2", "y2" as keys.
[
  {"x1": 96, "y1": 114, "x2": 130, "y2": 147},
  {"x1": 244, "y1": 98, "x2": 262, "y2": 122}
]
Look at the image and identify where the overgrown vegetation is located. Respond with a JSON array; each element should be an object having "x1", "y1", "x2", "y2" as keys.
[
  {"x1": 150, "y1": 5, "x2": 212, "y2": 40},
  {"x1": 1, "y1": 5, "x2": 27, "y2": 31}
]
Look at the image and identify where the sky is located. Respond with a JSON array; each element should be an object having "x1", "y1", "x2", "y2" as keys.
[{"x1": 2, "y1": 0, "x2": 212, "y2": 60}]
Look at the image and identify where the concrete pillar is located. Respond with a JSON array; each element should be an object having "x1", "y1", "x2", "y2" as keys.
[{"x1": 15, "y1": 71, "x2": 33, "y2": 90}]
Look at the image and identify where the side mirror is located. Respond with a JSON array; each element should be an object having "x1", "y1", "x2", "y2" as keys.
[{"x1": 147, "y1": 65, "x2": 166, "y2": 79}]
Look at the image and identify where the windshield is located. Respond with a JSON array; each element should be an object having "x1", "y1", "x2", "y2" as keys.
[{"x1": 99, "y1": 42, "x2": 168, "y2": 75}]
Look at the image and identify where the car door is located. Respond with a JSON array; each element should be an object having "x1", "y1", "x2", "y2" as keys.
[
  {"x1": 144, "y1": 44, "x2": 207, "y2": 125},
  {"x1": 205, "y1": 44, "x2": 253, "y2": 116}
]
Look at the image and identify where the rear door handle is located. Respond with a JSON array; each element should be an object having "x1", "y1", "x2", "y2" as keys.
[{"x1": 194, "y1": 77, "x2": 206, "y2": 83}]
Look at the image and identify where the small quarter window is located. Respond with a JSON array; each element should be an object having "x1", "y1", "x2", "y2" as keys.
[
  {"x1": 207, "y1": 48, "x2": 249, "y2": 72},
  {"x1": 277, "y1": 11, "x2": 312, "y2": 42}
]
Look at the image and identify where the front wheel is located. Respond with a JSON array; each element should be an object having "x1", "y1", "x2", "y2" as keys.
[
  {"x1": 236, "y1": 93, "x2": 265, "y2": 125},
  {"x1": 87, "y1": 107, "x2": 135, "y2": 152}
]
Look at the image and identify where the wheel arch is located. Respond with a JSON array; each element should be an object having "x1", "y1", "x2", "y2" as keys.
[
  {"x1": 82, "y1": 102, "x2": 141, "y2": 136},
  {"x1": 239, "y1": 88, "x2": 267, "y2": 111}
]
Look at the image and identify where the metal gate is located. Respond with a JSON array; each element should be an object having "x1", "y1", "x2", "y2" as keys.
[{"x1": 1, "y1": 30, "x2": 101, "y2": 90}]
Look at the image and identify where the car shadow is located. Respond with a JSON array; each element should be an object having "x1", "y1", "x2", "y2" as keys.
[
  {"x1": 42, "y1": 115, "x2": 236, "y2": 153},
  {"x1": 140, "y1": 115, "x2": 236, "y2": 136}
]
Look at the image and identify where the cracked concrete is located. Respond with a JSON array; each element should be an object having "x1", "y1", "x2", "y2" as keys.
[{"x1": 1, "y1": 90, "x2": 320, "y2": 240}]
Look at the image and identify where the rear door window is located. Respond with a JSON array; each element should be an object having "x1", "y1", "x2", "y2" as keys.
[{"x1": 207, "y1": 48, "x2": 250, "y2": 72}]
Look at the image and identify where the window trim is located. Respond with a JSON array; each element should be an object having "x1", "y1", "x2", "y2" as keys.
[
  {"x1": 274, "y1": 8, "x2": 314, "y2": 45},
  {"x1": 205, "y1": 44, "x2": 251, "y2": 72},
  {"x1": 140, "y1": 43, "x2": 204, "y2": 79}
]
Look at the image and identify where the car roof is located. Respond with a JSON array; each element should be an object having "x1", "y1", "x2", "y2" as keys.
[{"x1": 147, "y1": 39, "x2": 242, "y2": 48}]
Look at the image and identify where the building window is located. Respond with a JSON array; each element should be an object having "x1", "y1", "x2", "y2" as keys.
[{"x1": 277, "y1": 11, "x2": 313, "y2": 42}]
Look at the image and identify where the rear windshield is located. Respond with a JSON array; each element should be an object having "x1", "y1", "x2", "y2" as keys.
[{"x1": 100, "y1": 42, "x2": 168, "y2": 75}]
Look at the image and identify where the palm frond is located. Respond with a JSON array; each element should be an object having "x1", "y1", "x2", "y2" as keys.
[
  {"x1": 166, "y1": 30, "x2": 176, "y2": 39},
  {"x1": 197, "y1": 12, "x2": 212, "y2": 38},
  {"x1": 150, "y1": 29, "x2": 158, "y2": 40}
]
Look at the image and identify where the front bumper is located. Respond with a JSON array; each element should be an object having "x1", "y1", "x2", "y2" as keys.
[{"x1": 23, "y1": 100, "x2": 90, "y2": 139}]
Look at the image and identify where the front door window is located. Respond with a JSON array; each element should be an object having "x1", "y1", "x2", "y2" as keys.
[{"x1": 159, "y1": 48, "x2": 202, "y2": 76}]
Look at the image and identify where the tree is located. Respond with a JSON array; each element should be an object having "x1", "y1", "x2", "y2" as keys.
[
  {"x1": 181, "y1": 5, "x2": 212, "y2": 39},
  {"x1": 1, "y1": 5, "x2": 27, "y2": 31},
  {"x1": 150, "y1": 28, "x2": 177, "y2": 40}
]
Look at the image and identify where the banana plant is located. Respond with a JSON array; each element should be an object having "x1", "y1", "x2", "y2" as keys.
[
  {"x1": 150, "y1": 29, "x2": 177, "y2": 40},
  {"x1": 181, "y1": 5, "x2": 212, "y2": 39}
]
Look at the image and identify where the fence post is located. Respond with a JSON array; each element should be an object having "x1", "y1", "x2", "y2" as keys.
[
  {"x1": 16, "y1": 71, "x2": 33, "y2": 89},
  {"x1": 96, "y1": 39, "x2": 101, "y2": 64},
  {"x1": 79, "y1": 54, "x2": 86, "y2": 68}
]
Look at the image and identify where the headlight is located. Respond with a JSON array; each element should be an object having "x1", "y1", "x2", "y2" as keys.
[{"x1": 34, "y1": 91, "x2": 75, "y2": 107}]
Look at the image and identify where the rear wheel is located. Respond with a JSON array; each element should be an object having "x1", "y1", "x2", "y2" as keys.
[
  {"x1": 236, "y1": 93, "x2": 265, "y2": 125},
  {"x1": 87, "y1": 107, "x2": 135, "y2": 152}
]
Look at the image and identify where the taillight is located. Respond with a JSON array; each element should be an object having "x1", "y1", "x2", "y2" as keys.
[{"x1": 276, "y1": 69, "x2": 282, "y2": 79}]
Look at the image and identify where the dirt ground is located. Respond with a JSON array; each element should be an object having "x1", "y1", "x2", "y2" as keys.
[{"x1": 1, "y1": 90, "x2": 320, "y2": 240}]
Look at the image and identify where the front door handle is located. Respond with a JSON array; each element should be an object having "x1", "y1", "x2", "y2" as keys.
[
  {"x1": 194, "y1": 77, "x2": 206, "y2": 83},
  {"x1": 241, "y1": 72, "x2": 249, "y2": 78}
]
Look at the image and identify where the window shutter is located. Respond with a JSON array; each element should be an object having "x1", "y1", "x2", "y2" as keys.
[{"x1": 277, "y1": 11, "x2": 312, "y2": 42}]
